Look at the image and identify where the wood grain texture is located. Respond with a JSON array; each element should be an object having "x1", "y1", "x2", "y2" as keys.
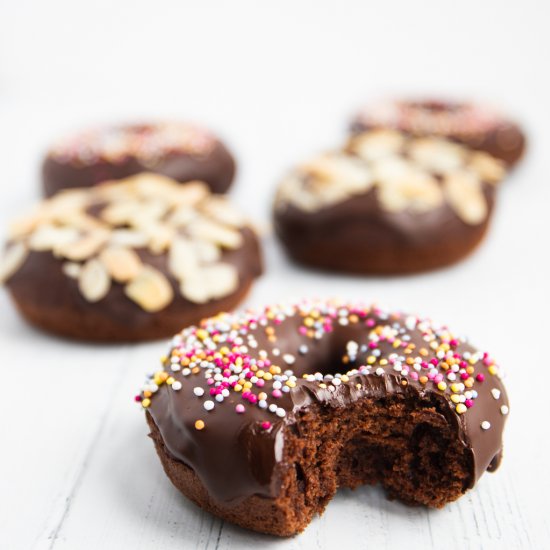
[{"x1": 1, "y1": 1, "x2": 549, "y2": 548}]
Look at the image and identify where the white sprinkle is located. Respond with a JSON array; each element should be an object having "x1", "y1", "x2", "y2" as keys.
[
  {"x1": 272, "y1": 348, "x2": 280, "y2": 356},
  {"x1": 491, "y1": 388, "x2": 501, "y2": 400},
  {"x1": 258, "y1": 400, "x2": 268, "y2": 409},
  {"x1": 193, "y1": 387, "x2": 205, "y2": 397},
  {"x1": 283, "y1": 353, "x2": 296, "y2": 365},
  {"x1": 500, "y1": 405, "x2": 509, "y2": 415},
  {"x1": 170, "y1": 364, "x2": 181, "y2": 372},
  {"x1": 269, "y1": 404, "x2": 278, "y2": 413},
  {"x1": 298, "y1": 345, "x2": 309, "y2": 355},
  {"x1": 182, "y1": 368, "x2": 191, "y2": 376},
  {"x1": 215, "y1": 394, "x2": 224, "y2": 403},
  {"x1": 171, "y1": 381, "x2": 182, "y2": 391},
  {"x1": 276, "y1": 408, "x2": 286, "y2": 418},
  {"x1": 481, "y1": 421, "x2": 491, "y2": 430},
  {"x1": 375, "y1": 367, "x2": 384, "y2": 376},
  {"x1": 203, "y1": 400, "x2": 215, "y2": 411}
]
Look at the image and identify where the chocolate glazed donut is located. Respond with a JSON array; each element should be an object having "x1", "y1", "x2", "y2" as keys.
[
  {"x1": 351, "y1": 99, "x2": 526, "y2": 168},
  {"x1": 138, "y1": 301, "x2": 509, "y2": 536},
  {"x1": 273, "y1": 130, "x2": 506, "y2": 275},
  {"x1": 0, "y1": 175, "x2": 262, "y2": 342},
  {"x1": 42, "y1": 122, "x2": 236, "y2": 197}
]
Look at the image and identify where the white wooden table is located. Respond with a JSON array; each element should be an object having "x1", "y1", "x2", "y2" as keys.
[{"x1": 1, "y1": 1, "x2": 548, "y2": 548}]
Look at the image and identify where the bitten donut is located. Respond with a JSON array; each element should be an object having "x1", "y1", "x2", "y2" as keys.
[
  {"x1": 42, "y1": 121, "x2": 236, "y2": 197},
  {"x1": 274, "y1": 129, "x2": 506, "y2": 274},
  {"x1": 351, "y1": 99, "x2": 526, "y2": 167},
  {"x1": 138, "y1": 300, "x2": 509, "y2": 537},
  {"x1": 0, "y1": 174, "x2": 262, "y2": 342}
]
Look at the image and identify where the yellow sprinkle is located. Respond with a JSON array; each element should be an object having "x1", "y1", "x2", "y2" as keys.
[
  {"x1": 270, "y1": 366, "x2": 281, "y2": 375},
  {"x1": 234, "y1": 384, "x2": 243, "y2": 392},
  {"x1": 466, "y1": 366, "x2": 475, "y2": 374},
  {"x1": 256, "y1": 370, "x2": 265, "y2": 378},
  {"x1": 456, "y1": 404, "x2": 467, "y2": 414},
  {"x1": 196, "y1": 329, "x2": 208, "y2": 340},
  {"x1": 141, "y1": 398, "x2": 151, "y2": 408},
  {"x1": 341, "y1": 375, "x2": 349, "y2": 383},
  {"x1": 464, "y1": 378, "x2": 474, "y2": 388},
  {"x1": 319, "y1": 383, "x2": 327, "y2": 389},
  {"x1": 451, "y1": 394, "x2": 461, "y2": 404},
  {"x1": 419, "y1": 348, "x2": 429, "y2": 356},
  {"x1": 437, "y1": 381, "x2": 447, "y2": 391},
  {"x1": 166, "y1": 377, "x2": 175, "y2": 385},
  {"x1": 243, "y1": 381, "x2": 252, "y2": 389},
  {"x1": 263, "y1": 372, "x2": 273, "y2": 381},
  {"x1": 367, "y1": 356, "x2": 376, "y2": 364},
  {"x1": 488, "y1": 365, "x2": 498, "y2": 375},
  {"x1": 194, "y1": 420, "x2": 205, "y2": 430},
  {"x1": 258, "y1": 392, "x2": 267, "y2": 401},
  {"x1": 451, "y1": 383, "x2": 461, "y2": 393},
  {"x1": 419, "y1": 376, "x2": 428, "y2": 385},
  {"x1": 304, "y1": 317, "x2": 314, "y2": 327},
  {"x1": 380, "y1": 359, "x2": 388, "y2": 366},
  {"x1": 286, "y1": 381, "x2": 296, "y2": 388},
  {"x1": 143, "y1": 390, "x2": 152, "y2": 398}
]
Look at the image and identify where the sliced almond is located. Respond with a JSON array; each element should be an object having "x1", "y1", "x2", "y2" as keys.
[
  {"x1": 131, "y1": 173, "x2": 181, "y2": 199},
  {"x1": 372, "y1": 156, "x2": 416, "y2": 184},
  {"x1": 444, "y1": 171, "x2": 487, "y2": 225},
  {"x1": 0, "y1": 242, "x2": 29, "y2": 284},
  {"x1": 100, "y1": 200, "x2": 144, "y2": 226},
  {"x1": 62, "y1": 262, "x2": 82, "y2": 279},
  {"x1": 348, "y1": 129, "x2": 405, "y2": 161},
  {"x1": 109, "y1": 229, "x2": 149, "y2": 248},
  {"x1": 169, "y1": 181, "x2": 210, "y2": 207},
  {"x1": 203, "y1": 263, "x2": 239, "y2": 299},
  {"x1": 8, "y1": 206, "x2": 45, "y2": 239},
  {"x1": 200, "y1": 196, "x2": 245, "y2": 227},
  {"x1": 78, "y1": 258, "x2": 111, "y2": 302},
  {"x1": 468, "y1": 152, "x2": 506, "y2": 184},
  {"x1": 124, "y1": 266, "x2": 174, "y2": 312},
  {"x1": 168, "y1": 237, "x2": 201, "y2": 281},
  {"x1": 378, "y1": 171, "x2": 443, "y2": 213},
  {"x1": 54, "y1": 229, "x2": 110, "y2": 261},
  {"x1": 142, "y1": 223, "x2": 175, "y2": 254},
  {"x1": 193, "y1": 240, "x2": 221, "y2": 263},
  {"x1": 408, "y1": 138, "x2": 466, "y2": 174},
  {"x1": 99, "y1": 246, "x2": 143, "y2": 282},
  {"x1": 168, "y1": 205, "x2": 197, "y2": 227},
  {"x1": 188, "y1": 218, "x2": 243, "y2": 249},
  {"x1": 29, "y1": 224, "x2": 80, "y2": 251},
  {"x1": 302, "y1": 153, "x2": 373, "y2": 193},
  {"x1": 180, "y1": 277, "x2": 210, "y2": 304}
]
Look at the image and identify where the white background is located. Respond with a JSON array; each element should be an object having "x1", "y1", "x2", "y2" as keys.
[{"x1": 1, "y1": 1, "x2": 549, "y2": 548}]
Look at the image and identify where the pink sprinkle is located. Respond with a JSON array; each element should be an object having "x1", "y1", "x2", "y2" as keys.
[
  {"x1": 134, "y1": 395, "x2": 142, "y2": 402},
  {"x1": 256, "y1": 379, "x2": 265, "y2": 387},
  {"x1": 476, "y1": 374, "x2": 485, "y2": 382},
  {"x1": 366, "y1": 319, "x2": 375, "y2": 327},
  {"x1": 261, "y1": 421, "x2": 271, "y2": 430},
  {"x1": 235, "y1": 404, "x2": 245, "y2": 414},
  {"x1": 410, "y1": 372, "x2": 419, "y2": 381},
  {"x1": 248, "y1": 394, "x2": 258, "y2": 404},
  {"x1": 207, "y1": 379, "x2": 215, "y2": 385},
  {"x1": 434, "y1": 374, "x2": 443, "y2": 384},
  {"x1": 299, "y1": 327, "x2": 307, "y2": 335},
  {"x1": 449, "y1": 339, "x2": 458, "y2": 347},
  {"x1": 465, "y1": 399, "x2": 474, "y2": 408},
  {"x1": 427, "y1": 372, "x2": 436, "y2": 380},
  {"x1": 272, "y1": 389, "x2": 283, "y2": 398},
  {"x1": 368, "y1": 342, "x2": 378, "y2": 349},
  {"x1": 460, "y1": 372, "x2": 469, "y2": 380},
  {"x1": 430, "y1": 358, "x2": 438, "y2": 366}
]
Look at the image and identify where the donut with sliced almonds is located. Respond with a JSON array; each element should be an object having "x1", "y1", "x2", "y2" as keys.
[
  {"x1": 274, "y1": 129, "x2": 506, "y2": 274},
  {"x1": 0, "y1": 173, "x2": 262, "y2": 342}
]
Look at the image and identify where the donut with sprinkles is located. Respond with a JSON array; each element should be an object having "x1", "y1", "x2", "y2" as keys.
[
  {"x1": 351, "y1": 99, "x2": 526, "y2": 167},
  {"x1": 138, "y1": 299, "x2": 509, "y2": 536},
  {"x1": 42, "y1": 121, "x2": 236, "y2": 197}
]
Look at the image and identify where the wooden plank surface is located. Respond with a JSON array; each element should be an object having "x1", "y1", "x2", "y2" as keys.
[{"x1": 1, "y1": 1, "x2": 548, "y2": 548}]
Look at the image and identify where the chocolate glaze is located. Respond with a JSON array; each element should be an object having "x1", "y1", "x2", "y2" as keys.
[
  {"x1": 145, "y1": 303, "x2": 508, "y2": 504},
  {"x1": 351, "y1": 99, "x2": 526, "y2": 167},
  {"x1": 6, "y1": 228, "x2": 262, "y2": 342},
  {"x1": 43, "y1": 126, "x2": 236, "y2": 197},
  {"x1": 274, "y1": 180, "x2": 496, "y2": 275}
]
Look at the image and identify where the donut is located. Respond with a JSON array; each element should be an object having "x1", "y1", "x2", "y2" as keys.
[
  {"x1": 138, "y1": 300, "x2": 509, "y2": 537},
  {"x1": 42, "y1": 122, "x2": 236, "y2": 197},
  {"x1": 351, "y1": 99, "x2": 526, "y2": 167},
  {"x1": 0, "y1": 174, "x2": 262, "y2": 342},
  {"x1": 274, "y1": 129, "x2": 506, "y2": 274}
]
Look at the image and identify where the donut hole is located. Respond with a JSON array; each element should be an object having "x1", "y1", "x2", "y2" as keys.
[{"x1": 279, "y1": 395, "x2": 472, "y2": 533}]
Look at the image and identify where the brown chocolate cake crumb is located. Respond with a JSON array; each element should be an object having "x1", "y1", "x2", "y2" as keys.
[{"x1": 138, "y1": 300, "x2": 509, "y2": 536}]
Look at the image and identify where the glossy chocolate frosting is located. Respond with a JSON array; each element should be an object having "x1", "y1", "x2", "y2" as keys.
[{"x1": 141, "y1": 301, "x2": 509, "y2": 504}]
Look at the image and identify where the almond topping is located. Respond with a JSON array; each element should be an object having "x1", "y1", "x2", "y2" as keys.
[
  {"x1": 0, "y1": 242, "x2": 29, "y2": 284},
  {"x1": 99, "y1": 246, "x2": 143, "y2": 282},
  {"x1": 78, "y1": 258, "x2": 111, "y2": 302},
  {"x1": 444, "y1": 171, "x2": 487, "y2": 225},
  {"x1": 124, "y1": 266, "x2": 174, "y2": 312}
]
